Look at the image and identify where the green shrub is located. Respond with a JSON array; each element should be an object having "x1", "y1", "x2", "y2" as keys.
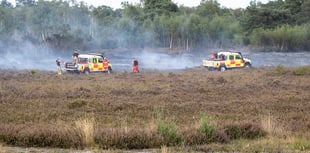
[
  {"x1": 250, "y1": 24, "x2": 310, "y2": 51},
  {"x1": 198, "y1": 114, "x2": 216, "y2": 143},
  {"x1": 290, "y1": 138, "x2": 310, "y2": 151},
  {"x1": 29, "y1": 70, "x2": 37, "y2": 75},
  {"x1": 156, "y1": 119, "x2": 183, "y2": 146},
  {"x1": 275, "y1": 64, "x2": 287, "y2": 75},
  {"x1": 153, "y1": 108, "x2": 183, "y2": 146},
  {"x1": 294, "y1": 66, "x2": 309, "y2": 76}
]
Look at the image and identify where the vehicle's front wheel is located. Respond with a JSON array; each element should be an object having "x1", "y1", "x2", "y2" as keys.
[
  {"x1": 219, "y1": 66, "x2": 226, "y2": 71},
  {"x1": 244, "y1": 63, "x2": 251, "y2": 68}
]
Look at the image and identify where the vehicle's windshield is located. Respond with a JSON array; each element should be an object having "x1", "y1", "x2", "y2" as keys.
[{"x1": 79, "y1": 58, "x2": 88, "y2": 63}]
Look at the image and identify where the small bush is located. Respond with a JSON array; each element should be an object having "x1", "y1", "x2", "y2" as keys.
[
  {"x1": 156, "y1": 119, "x2": 183, "y2": 146},
  {"x1": 68, "y1": 100, "x2": 87, "y2": 109},
  {"x1": 214, "y1": 129, "x2": 230, "y2": 143},
  {"x1": 224, "y1": 122, "x2": 267, "y2": 140},
  {"x1": 95, "y1": 128, "x2": 161, "y2": 149},
  {"x1": 0, "y1": 124, "x2": 82, "y2": 148},
  {"x1": 294, "y1": 66, "x2": 309, "y2": 76},
  {"x1": 0, "y1": 124, "x2": 23, "y2": 145},
  {"x1": 290, "y1": 138, "x2": 310, "y2": 151},
  {"x1": 153, "y1": 107, "x2": 183, "y2": 146},
  {"x1": 29, "y1": 70, "x2": 37, "y2": 75},
  {"x1": 275, "y1": 65, "x2": 287, "y2": 75},
  {"x1": 181, "y1": 128, "x2": 206, "y2": 145},
  {"x1": 198, "y1": 114, "x2": 216, "y2": 143}
]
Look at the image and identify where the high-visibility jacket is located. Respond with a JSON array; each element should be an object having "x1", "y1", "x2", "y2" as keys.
[
  {"x1": 103, "y1": 59, "x2": 109, "y2": 70},
  {"x1": 132, "y1": 60, "x2": 139, "y2": 73}
]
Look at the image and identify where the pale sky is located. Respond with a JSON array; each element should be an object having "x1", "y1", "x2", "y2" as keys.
[{"x1": 7, "y1": 0, "x2": 270, "y2": 9}]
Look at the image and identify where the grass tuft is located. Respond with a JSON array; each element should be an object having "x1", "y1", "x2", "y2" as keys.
[
  {"x1": 260, "y1": 114, "x2": 283, "y2": 136},
  {"x1": 68, "y1": 100, "x2": 87, "y2": 109},
  {"x1": 156, "y1": 118, "x2": 183, "y2": 146},
  {"x1": 224, "y1": 122, "x2": 266, "y2": 140},
  {"x1": 275, "y1": 64, "x2": 287, "y2": 75},
  {"x1": 198, "y1": 114, "x2": 216, "y2": 143},
  {"x1": 74, "y1": 118, "x2": 95, "y2": 148},
  {"x1": 95, "y1": 127, "x2": 161, "y2": 149},
  {"x1": 29, "y1": 70, "x2": 37, "y2": 75},
  {"x1": 289, "y1": 138, "x2": 310, "y2": 151},
  {"x1": 161, "y1": 145, "x2": 170, "y2": 153},
  {"x1": 294, "y1": 66, "x2": 310, "y2": 76}
]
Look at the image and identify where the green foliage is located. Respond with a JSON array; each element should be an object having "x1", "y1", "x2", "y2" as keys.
[
  {"x1": 29, "y1": 70, "x2": 37, "y2": 75},
  {"x1": 142, "y1": 0, "x2": 178, "y2": 20},
  {"x1": 290, "y1": 138, "x2": 310, "y2": 151},
  {"x1": 196, "y1": 0, "x2": 221, "y2": 18},
  {"x1": 155, "y1": 111, "x2": 183, "y2": 146},
  {"x1": 275, "y1": 64, "x2": 287, "y2": 75},
  {"x1": 198, "y1": 114, "x2": 215, "y2": 142},
  {"x1": 294, "y1": 66, "x2": 310, "y2": 76},
  {"x1": 250, "y1": 24, "x2": 310, "y2": 51}
]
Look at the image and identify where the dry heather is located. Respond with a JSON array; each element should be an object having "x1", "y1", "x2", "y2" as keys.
[{"x1": 0, "y1": 66, "x2": 310, "y2": 151}]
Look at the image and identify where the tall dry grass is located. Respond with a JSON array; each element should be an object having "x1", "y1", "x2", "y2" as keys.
[
  {"x1": 260, "y1": 114, "x2": 283, "y2": 136},
  {"x1": 161, "y1": 145, "x2": 168, "y2": 153},
  {"x1": 0, "y1": 143, "x2": 6, "y2": 153},
  {"x1": 74, "y1": 117, "x2": 95, "y2": 148}
]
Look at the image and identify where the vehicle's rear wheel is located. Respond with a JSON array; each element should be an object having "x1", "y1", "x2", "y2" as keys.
[{"x1": 219, "y1": 66, "x2": 226, "y2": 71}]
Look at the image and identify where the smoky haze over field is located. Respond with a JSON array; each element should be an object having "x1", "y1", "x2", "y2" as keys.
[
  {"x1": 1, "y1": 40, "x2": 310, "y2": 72},
  {"x1": 0, "y1": 40, "x2": 201, "y2": 71}
]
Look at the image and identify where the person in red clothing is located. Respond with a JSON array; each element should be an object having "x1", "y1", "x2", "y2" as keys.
[
  {"x1": 132, "y1": 58, "x2": 139, "y2": 73},
  {"x1": 103, "y1": 57, "x2": 110, "y2": 72}
]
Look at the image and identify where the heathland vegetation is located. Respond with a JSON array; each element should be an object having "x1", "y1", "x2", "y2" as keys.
[
  {"x1": 0, "y1": 67, "x2": 310, "y2": 152},
  {"x1": 0, "y1": 0, "x2": 309, "y2": 52}
]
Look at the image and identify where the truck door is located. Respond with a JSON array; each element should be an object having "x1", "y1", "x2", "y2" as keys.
[
  {"x1": 90, "y1": 58, "x2": 98, "y2": 71},
  {"x1": 235, "y1": 54, "x2": 244, "y2": 67},
  {"x1": 98, "y1": 57, "x2": 104, "y2": 71},
  {"x1": 227, "y1": 55, "x2": 235, "y2": 68}
]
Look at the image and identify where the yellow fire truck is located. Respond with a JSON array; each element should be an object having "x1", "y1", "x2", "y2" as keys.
[
  {"x1": 64, "y1": 53, "x2": 112, "y2": 74},
  {"x1": 202, "y1": 51, "x2": 251, "y2": 71}
]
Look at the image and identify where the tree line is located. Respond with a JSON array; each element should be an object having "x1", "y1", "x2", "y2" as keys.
[{"x1": 0, "y1": 0, "x2": 309, "y2": 52}]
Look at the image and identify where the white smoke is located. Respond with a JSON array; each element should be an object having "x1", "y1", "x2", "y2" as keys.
[
  {"x1": 0, "y1": 40, "x2": 70, "y2": 71},
  {"x1": 2, "y1": 39, "x2": 310, "y2": 72}
]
